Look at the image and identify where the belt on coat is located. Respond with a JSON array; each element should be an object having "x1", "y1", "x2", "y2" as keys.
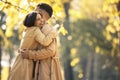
[
  {"x1": 34, "y1": 56, "x2": 59, "y2": 80},
  {"x1": 50, "y1": 57, "x2": 59, "y2": 80}
]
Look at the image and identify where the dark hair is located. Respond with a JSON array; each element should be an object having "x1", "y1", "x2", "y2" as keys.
[
  {"x1": 23, "y1": 12, "x2": 38, "y2": 27},
  {"x1": 36, "y1": 3, "x2": 53, "y2": 17}
]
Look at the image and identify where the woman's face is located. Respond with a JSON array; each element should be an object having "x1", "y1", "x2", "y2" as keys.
[{"x1": 34, "y1": 13, "x2": 44, "y2": 27}]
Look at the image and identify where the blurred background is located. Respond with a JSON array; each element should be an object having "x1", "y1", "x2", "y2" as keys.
[{"x1": 0, "y1": 0, "x2": 120, "y2": 80}]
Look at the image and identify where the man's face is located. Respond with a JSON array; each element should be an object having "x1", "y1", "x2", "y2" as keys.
[
  {"x1": 41, "y1": 10, "x2": 50, "y2": 22},
  {"x1": 35, "y1": 8, "x2": 50, "y2": 22}
]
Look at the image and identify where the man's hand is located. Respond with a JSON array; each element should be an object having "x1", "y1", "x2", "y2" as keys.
[{"x1": 20, "y1": 49, "x2": 29, "y2": 59}]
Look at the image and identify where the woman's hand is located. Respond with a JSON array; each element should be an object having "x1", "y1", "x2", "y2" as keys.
[{"x1": 20, "y1": 49, "x2": 29, "y2": 59}]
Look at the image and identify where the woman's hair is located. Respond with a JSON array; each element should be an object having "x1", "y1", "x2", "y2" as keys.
[
  {"x1": 23, "y1": 12, "x2": 38, "y2": 27},
  {"x1": 36, "y1": 3, "x2": 53, "y2": 17}
]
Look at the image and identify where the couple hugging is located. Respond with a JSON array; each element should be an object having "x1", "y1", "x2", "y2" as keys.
[{"x1": 8, "y1": 3, "x2": 63, "y2": 80}]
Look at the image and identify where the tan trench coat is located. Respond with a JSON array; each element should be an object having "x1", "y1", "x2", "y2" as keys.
[
  {"x1": 8, "y1": 26, "x2": 57, "y2": 80},
  {"x1": 8, "y1": 26, "x2": 63, "y2": 80},
  {"x1": 28, "y1": 39, "x2": 63, "y2": 80},
  {"x1": 28, "y1": 25, "x2": 63, "y2": 80}
]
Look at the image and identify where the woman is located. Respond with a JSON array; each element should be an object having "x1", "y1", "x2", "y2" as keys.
[
  {"x1": 8, "y1": 11, "x2": 57, "y2": 80},
  {"x1": 21, "y1": 3, "x2": 63, "y2": 80}
]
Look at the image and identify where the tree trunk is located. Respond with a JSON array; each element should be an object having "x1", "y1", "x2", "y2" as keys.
[
  {"x1": 85, "y1": 52, "x2": 92, "y2": 80},
  {"x1": 117, "y1": 1, "x2": 120, "y2": 80},
  {"x1": 0, "y1": 46, "x2": 2, "y2": 80},
  {"x1": 64, "y1": 59, "x2": 73, "y2": 80},
  {"x1": 63, "y1": 2, "x2": 74, "y2": 80},
  {"x1": 93, "y1": 53, "x2": 99, "y2": 80},
  {"x1": 64, "y1": 47, "x2": 73, "y2": 80},
  {"x1": 118, "y1": 31, "x2": 120, "y2": 80}
]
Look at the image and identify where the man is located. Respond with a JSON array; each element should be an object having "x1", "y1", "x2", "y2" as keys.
[{"x1": 21, "y1": 3, "x2": 63, "y2": 80}]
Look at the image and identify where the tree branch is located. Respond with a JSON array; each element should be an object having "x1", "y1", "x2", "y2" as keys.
[{"x1": 1, "y1": 0, "x2": 29, "y2": 12}]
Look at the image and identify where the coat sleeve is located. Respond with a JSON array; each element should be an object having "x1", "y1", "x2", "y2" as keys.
[
  {"x1": 28, "y1": 39, "x2": 57, "y2": 60},
  {"x1": 35, "y1": 27, "x2": 57, "y2": 46}
]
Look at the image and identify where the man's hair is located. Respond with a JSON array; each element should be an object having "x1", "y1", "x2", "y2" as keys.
[
  {"x1": 36, "y1": 3, "x2": 53, "y2": 17},
  {"x1": 23, "y1": 12, "x2": 38, "y2": 27}
]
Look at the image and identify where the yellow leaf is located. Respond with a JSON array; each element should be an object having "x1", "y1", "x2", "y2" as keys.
[
  {"x1": 0, "y1": 2, "x2": 5, "y2": 10},
  {"x1": 106, "y1": 25, "x2": 116, "y2": 33},
  {"x1": 78, "y1": 72, "x2": 84, "y2": 78},
  {"x1": 95, "y1": 46, "x2": 100, "y2": 53},
  {"x1": 62, "y1": 0, "x2": 69, "y2": 3},
  {"x1": 113, "y1": 38, "x2": 119, "y2": 44},
  {"x1": 113, "y1": 20, "x2": 119, "y2": 27},
  {"x1": 70, "y1": 48, "x2": 77, "y2": 57},
  {"x1": 27, "y1": 0, "x2": 31, "y2": 4},
  {"x1": 70, "y1": 58, "x2": 80, "y2": 67},
  {"x1": 53, "y1": 3, "x2": 65, "y2": 19},
  {"x1": 1, "y1": 67, "x2": 9, "y2": 80},
  {"x1": 58, "y1": 25, "x2": 68, "y2": 35},
  {"x1": 11, "y1": 0, "x2": 21, "y2": 6},
  {"x1": 5, "y1": 28, "x2": 13, "y2": 37},
  {"x1": 104, "y1": 31, "x2": 112, "y2": 41},
  {"x1": 0, "y1": 29, "x2": 4, "y2": 37}
]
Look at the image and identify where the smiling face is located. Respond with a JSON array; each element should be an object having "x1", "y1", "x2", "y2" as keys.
[{"x1": 34, "y1": 13, "x2": 44, "y2": 27}]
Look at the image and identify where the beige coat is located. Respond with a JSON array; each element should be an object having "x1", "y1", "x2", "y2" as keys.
[
  {"x1": 28, "y1": 39, "x2": 63, "y2": 80},
  {"x1": 8, "y1": 26, "x2": 57, "y2": 80},
  {"x1": 25, "y1": 25, "x2": 63, "y2": 80}
]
